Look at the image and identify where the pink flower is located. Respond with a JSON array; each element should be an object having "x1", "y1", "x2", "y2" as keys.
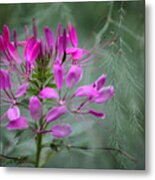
[
  {"x1": 39, "y1": 87, "x2": 59, "y2": 99},
  {"x1": 29, "y1": 96, "x2": 42, "y2": 121},
  {"x1": 51, "y1": 124, "x2": 72, "y2": 138},
  {"x1": 46, "y1": 106, "x2": 67, "y2": 123},
  {"x1": 66, "y1": 65, "x2": 83, "y2": 88}
]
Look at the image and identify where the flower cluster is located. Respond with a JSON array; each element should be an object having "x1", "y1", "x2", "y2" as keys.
[{"x1": 0, "y1": 20, "x2": 115, "y2": 139}]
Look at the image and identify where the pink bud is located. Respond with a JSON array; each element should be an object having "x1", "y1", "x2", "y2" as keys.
[
  {"x1": 46, "y1": 106, "x2": 67, "y2": 123},
  {"x1": 29, "y1": 96, "x2": 42, "y2": 121},
  {"x1": 39, "y1": 87, "x2": 59, "y2": 99},
  {"x1": 7, "y1": 106, "x2": 20, "y2": 121},
  {"x1": 66, "y1": 65, "x2": 83, "y2": 88},
  {"x1": 51, "y1": 124, "x2": 72, "y2": 138}
]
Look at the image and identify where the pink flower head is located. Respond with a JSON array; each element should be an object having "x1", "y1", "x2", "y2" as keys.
[
  {"x1": 68, "y1": 23, "x2": 78, "y2": 47},
  {"x1": 0, "y1": 69, "x2": 11, "y2": 90},
  {"x1": 66, "y1": 65, "x2": 83, "y2": 88},
  {"x1": 53, "y1": 62, "x2": 64, "y2": 90},
  {"x1": 51, "y1": 124, "x2": 72, "y2": 138},
  {"x1": 6, "y1": 116, "x2": 29, "y2": 130},
  {"x1": 24, "y1": 37, "x2": 41, "y2": 64},
  {"x1": 39, "y1": 87, "x2": 59, "y2": 99},
  {"x1": 15, "y1": 83, "x2": 29, "y2": 98},
  {"x1": 46, "y1": 106, "x2": 67, "y2": 123},
  {"x1": 7, "y1": 106, "x2": 20, "y2": 121},
  {"x1": 29, "y1": 96, "x2": 42, "y2": 121}
]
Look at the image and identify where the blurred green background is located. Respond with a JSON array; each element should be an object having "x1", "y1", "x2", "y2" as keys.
[{"x1": 0, "y1": 0, "x2": 145, "y2": 169}]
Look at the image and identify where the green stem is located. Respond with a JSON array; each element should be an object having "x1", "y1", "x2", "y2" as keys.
[{"x1": 35, "y1": 133, "x2": 43, "y2": 167}]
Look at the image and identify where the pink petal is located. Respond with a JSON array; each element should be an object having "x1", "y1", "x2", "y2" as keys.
[
  {"x1": 74, "y1": 85, "x2": 99, "y2": 99},
  {"x1": 46, "y1": 106, "x2": 67, "y2": 123},
  {"x1": 94, "y1": 74, "x2": 107, "y2": 90},
  {"x1": 7, "y1": 106, "x2": 20, "y2": 121},
  {"x1": 66, "y1": 47, "x2": 77, "y2": 54},
  {"x1": 39, "y1": 87, "x2": 59, "y2": 99},
  {"x1": 3, "y1": 25, "x2": 10, "y2": 48},
  {"x1": 94, "y1": 86, "x2": 115, "y2": 104},
  {"x1": 29, "y1": 96, "x2": 42, "y2": 121},
  {"x1": 66, "y1": 47, "x2": 83, "y2": 60},
  {"x1": 72, "y1": 48, "x2": 83, "y2": 60},
  {"x1": 24, "y1": 37, "x2": 40, "y2": 64},
  {"x1": 13, "y1": 29, "x2": 18, "y2": 48},
  {"x1": 44, "y1": 26, "x2": 55, "y2": 54},
  {"x1": 51, "y1": 124, "x2": 72, "y2": 138},
  {"x1": 6, "y1": 116, "x2": 29, "y2": 130},
  {"x1": 0, "y1": 35, "x2": 5, "y2": 52},
  {"x1": 53, "y1": 62, "x2": 64, "y2": 90},
  {"x1": 68, "y1": 23, "x2": 78, "y2": 47},
  {"x1": 66, "y1": 65, "x2": 83, "y2": 88},
  {"x1": 88, "y1": 109, "x2": 105, "y2": 119},
  {"x1": 56, "y1": 23, "x2": 62, "y2": 48},
  {"x1": 0, "y1": 69, "x2": 11, "y2": 90},
  {"x1": 7, "y1": 42, "x2": 22, "y2": 64},
  {"x1": 15, "y1": 83, "x2": 29, "y2": 98}
]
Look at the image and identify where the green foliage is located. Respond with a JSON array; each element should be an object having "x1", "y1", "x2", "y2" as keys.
[{"x1": 0, "y1": 1, "x2": 145, "y2": 169}]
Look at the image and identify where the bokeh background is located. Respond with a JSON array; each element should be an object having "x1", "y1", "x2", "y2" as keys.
[{"x1": 0, "y1": 0, "x2": 145, "y2": 169}]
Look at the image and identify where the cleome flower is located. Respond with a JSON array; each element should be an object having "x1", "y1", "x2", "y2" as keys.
[{"x1": 0, "y1": 19, "x2": 115, "y2": 139}]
